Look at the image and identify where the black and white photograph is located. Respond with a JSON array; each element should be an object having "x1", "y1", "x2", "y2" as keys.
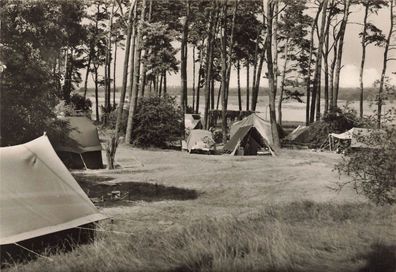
[{"x1": 0, "y1": 0, "x2": 395, "y2": 271}]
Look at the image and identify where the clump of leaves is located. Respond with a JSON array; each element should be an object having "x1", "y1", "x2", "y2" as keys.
[
  {"x1": 335, "y1": 126, "x2": 396, "y2": 205},
  {"x1": 131, "y1": 95, "x2": 183, "y2": 148}
]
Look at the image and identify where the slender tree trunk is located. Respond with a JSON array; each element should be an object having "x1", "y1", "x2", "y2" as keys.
[
  {"x1": 113, "y1": 41, "x2": 117, "y2": 107},
  {"x1": 377, "y1": 0, "x2": 394, "y2": 128},
  {"x1": 323, "y1": 4, "x2": 332, "y2": 116},
  {"x1": 159, "y1": 73, "x2": 163, "y2": 97},
  {"x1": 246, "y1": 63, "x2": 250, "y2": 111},
  {"x1": 333, "y1": 0, "x2": 351, "y2": 109},
  {"x1": 203, "y1": 8, "x2": 215, "y2": 129},
  {"x1": 359, "y1": 5, "x2": 369, "y2": 118},
  {"x1": 251, "y1": 52, "x2": 265, "y2": 111},
  {"x1": 278, "y1": 41, "x2": 289, "y2": 127},
  {"x1": 180, "y1": 0, "x2": 190, "y2": 114},
  {"x1": 83, "y1": 54, "x2": 91, "y2": 100},
  {"x1": 311, "y1": 0, "x2": 328, "y2": 123},
  {"x1": 306, "y1": 6, "x2": 321, "y2": 125},
  {"x1": 225, "y1": 0, "x2": 238, "y2": 109},
  {"x1": 94, "y1": 66, "x2": 99, "y2": 122},
  {"x1": 237, "y1": 59, "x2": 242, "y2": 111},
  {"x1": 220, "y1": 1, "x2": 229, "y2": 144},
  {"x1": 252, "y1": 37, "x2": 258, "y2": 105},
  {"x1": 330, "y1": 25, "x2": 338, "y2": 111},
  {"x1": 192, "y1": 45, "x2": 196, "y2": 111},
  {"x1": 163, "y1": 71, "x2": 167, "y2": 96},
  {"x1": 104, "y1": 1, "x2": 115, "y2": 120},
  {"x1": 265, "y1": 0, "x2": 280, "y2": 151},
  {"x1": 125, "y1": 0, "x2": 146, "y2": 144},
  {"x1": 216, "y1": 82, "x2": 222, "y2": 110},
  {"x1": 115, "y1": 0, "x2": 136, "y2": 137},
  {"x1": 210, "y1": 77, "x2": 215, "y2": 110},
  {"x1": 140, "y1": 0, "x2": 152, "y2": 98},
  {"x1": 127, "y1": 17, "x2": 137, "y2": 102},
  {"x1": 196, "y1": 39, "x2": 204, "y2": 113},
  {"x1": 273, "y1": 1, "x2": 279, "y2": 99}
]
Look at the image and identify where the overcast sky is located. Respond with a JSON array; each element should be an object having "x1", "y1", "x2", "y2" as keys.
[{"x1": 85, "y1": 2, "x2": 396, "y2": 89}]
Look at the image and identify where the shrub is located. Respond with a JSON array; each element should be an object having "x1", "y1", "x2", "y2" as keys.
[
  {"x1": 131, "y1": 95, "x2": 183, "y2": 147},
  {"x1": 69, "y1": 93, "x2": 92, "y2": 112},
  {"x1": 335, "y1": 126, "x2": 396, "y2": 205}
]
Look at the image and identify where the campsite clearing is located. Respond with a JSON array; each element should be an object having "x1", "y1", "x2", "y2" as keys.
[{"x1": 4, "y1": 144, "x2": 396, "y2": 272}]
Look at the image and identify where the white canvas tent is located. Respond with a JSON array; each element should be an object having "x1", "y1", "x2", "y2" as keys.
[
  {"x1": 329, "y1": 128, "x2": 383, "y2": 150},
  {"x1": 0, "y1": 136, "x2": 107, "y2": 246},
  {"x1": 186, "y1": 130, "x2": 216, "y2": 153}
]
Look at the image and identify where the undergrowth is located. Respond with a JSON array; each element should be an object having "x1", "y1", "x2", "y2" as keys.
[{"x1": 4, "y1": 201, "x2": 395, "y2": 272}]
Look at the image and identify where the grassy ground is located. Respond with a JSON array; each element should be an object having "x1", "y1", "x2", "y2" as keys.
[{"x1": 4, "y1": 146, "x2": 396, "y2": 271}]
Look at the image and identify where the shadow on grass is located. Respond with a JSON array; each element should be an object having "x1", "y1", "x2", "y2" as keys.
[
  {"x1": 358, "y1": 243, "x2": 396, "y2": 272},
  {"x1": 73, "y1": 174, "x2": 199, "y2": 207}
]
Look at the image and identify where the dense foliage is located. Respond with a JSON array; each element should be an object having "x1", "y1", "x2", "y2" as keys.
[
  {"x1": 130, "y1": 96, "x2": 183, "y2": 148},
  {"x1": 335, "y1": 126, "x2": 396, "y2": 205},
  {"x1": 0, "y1": 0, "x2": 84, "y2": 146}
]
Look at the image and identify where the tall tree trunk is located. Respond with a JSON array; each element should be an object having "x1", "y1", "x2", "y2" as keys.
[
  {"x1": 377, "y1": 0, "x2": 394, "y2": 128},
  {"x1": 180, "y1": 0, "x2": 190, "y2": 114},
  {"x1": 246, "y1": 63, "x2": 250, "y2": 111},
  {"x1": 94, "y1": 66, "x2": 99, "y2": 122},
  {"x1": 113, "y1": 41, "x2": 117, "y2": 107},
  {"x1": 203, "y1": 8, "x2": 215, "y2": 129},
  {"x1": 104, "y1": 1, "x2": 115, "y2": 121},
  {"x1": 192, "y1": 45, "x2": 196, "y2": 111},
  {"x1": 163, "y1": 71, "x2": 167, "y2": 96},
  {"x1": 196, "y1": 39, "x2": 204, "y2": 113},
  {"x1": 139, "y1": 0, "x2": 152, "y2": 98},
  {"x1": 305, "y1": 6, "x2": 321, "y2": 125},
  {"x1": 310, "y1": 0, "x2": 328, "y2": 123},
  {"x1": 278, "y1": 41, "x2": 289, "y2": 127},
  {"x1": 225, "y1": 0, "x2": 238, "y2": 109},
  {"x1": 220, "y1": 1, "x2": 228, "y2": 144},
  {"x1": 216, "y1": 82, "x2": 222, "y2": 110},
  {"x1": 237, "y1": 59, "x2": 242, "y2": 111},
  {"x1": 251, "y1": 52, "x2": 265, "y2": 111},
  {"x1": 211, "y1": 76, "x2": 215, "y2": 110},
  {"x1": 83, "y1": 54, "x2": 91, "y2": 100},
  {"x1": 265, "y1": 0, "x2": 280, "y2": 151},
  {"x1": 115, "y1": 0, "x2": 136, "y2": 137},
  {"x1": 125, "y1": 0, "x2": 146, "y2": 144},
  {"x1": 333, "y1": 0, "x2": 351, "y2": 109},
  {"x1": 127, "y1": 20, "x2": 137, "y2": 102},
  {"x1": 273, "y1": 1, "x2": 279, "y2": 100},
  {"x1": 323, "y1": 3, "x2": 332, "y2": 116},
  {"x1": 159, "y1": 73, "x2": 163, "y2": 97},
  {"x1": 359, "y1": 5, "x2": 369, "y2": 118},
  {"x1": 329, "y1": 24, "x2": 338, "y2": 111}
]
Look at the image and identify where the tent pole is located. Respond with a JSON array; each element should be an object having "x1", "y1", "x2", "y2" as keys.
[{"x1": 80, "y1": 153, "x2": 88, "y2": 170}]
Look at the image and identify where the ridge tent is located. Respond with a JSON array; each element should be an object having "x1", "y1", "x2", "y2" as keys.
[
  {"x1": 224, "y1": 114, "x2": 275, "y2": 156},
  {"x1": 0, "y1": 136, "x2": 107, "y2": 260},
  {"x1": 56, "y1": 116, "x2": 103, "y2": 169},
  {"x1": 284, "y1": 125, "x2": 308, "y2": 142}
]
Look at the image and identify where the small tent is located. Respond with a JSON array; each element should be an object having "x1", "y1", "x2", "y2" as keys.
[
  {"x1": 56, "y1": 116, "x2": 103, "y2": 169},
  {"x1": 0, "y1": 136, "x2": 107, "y2": 259},
  {"x1": 186, "y1": 130, "x2": 216, "y2": 154},
  {"x1": 224, "y1": 114, "x2": 275, "y2": 156},
  {"x1": 284, "y1": 125, "x2": 308, "y2": 142},
  {"x1": 329, "y1": 128, "x2": 384, "y2": 150}
]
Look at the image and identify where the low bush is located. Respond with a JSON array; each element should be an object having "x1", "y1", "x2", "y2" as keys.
[{"x1": 131, "y1": 95, "x2": 183, "y2": 147}]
